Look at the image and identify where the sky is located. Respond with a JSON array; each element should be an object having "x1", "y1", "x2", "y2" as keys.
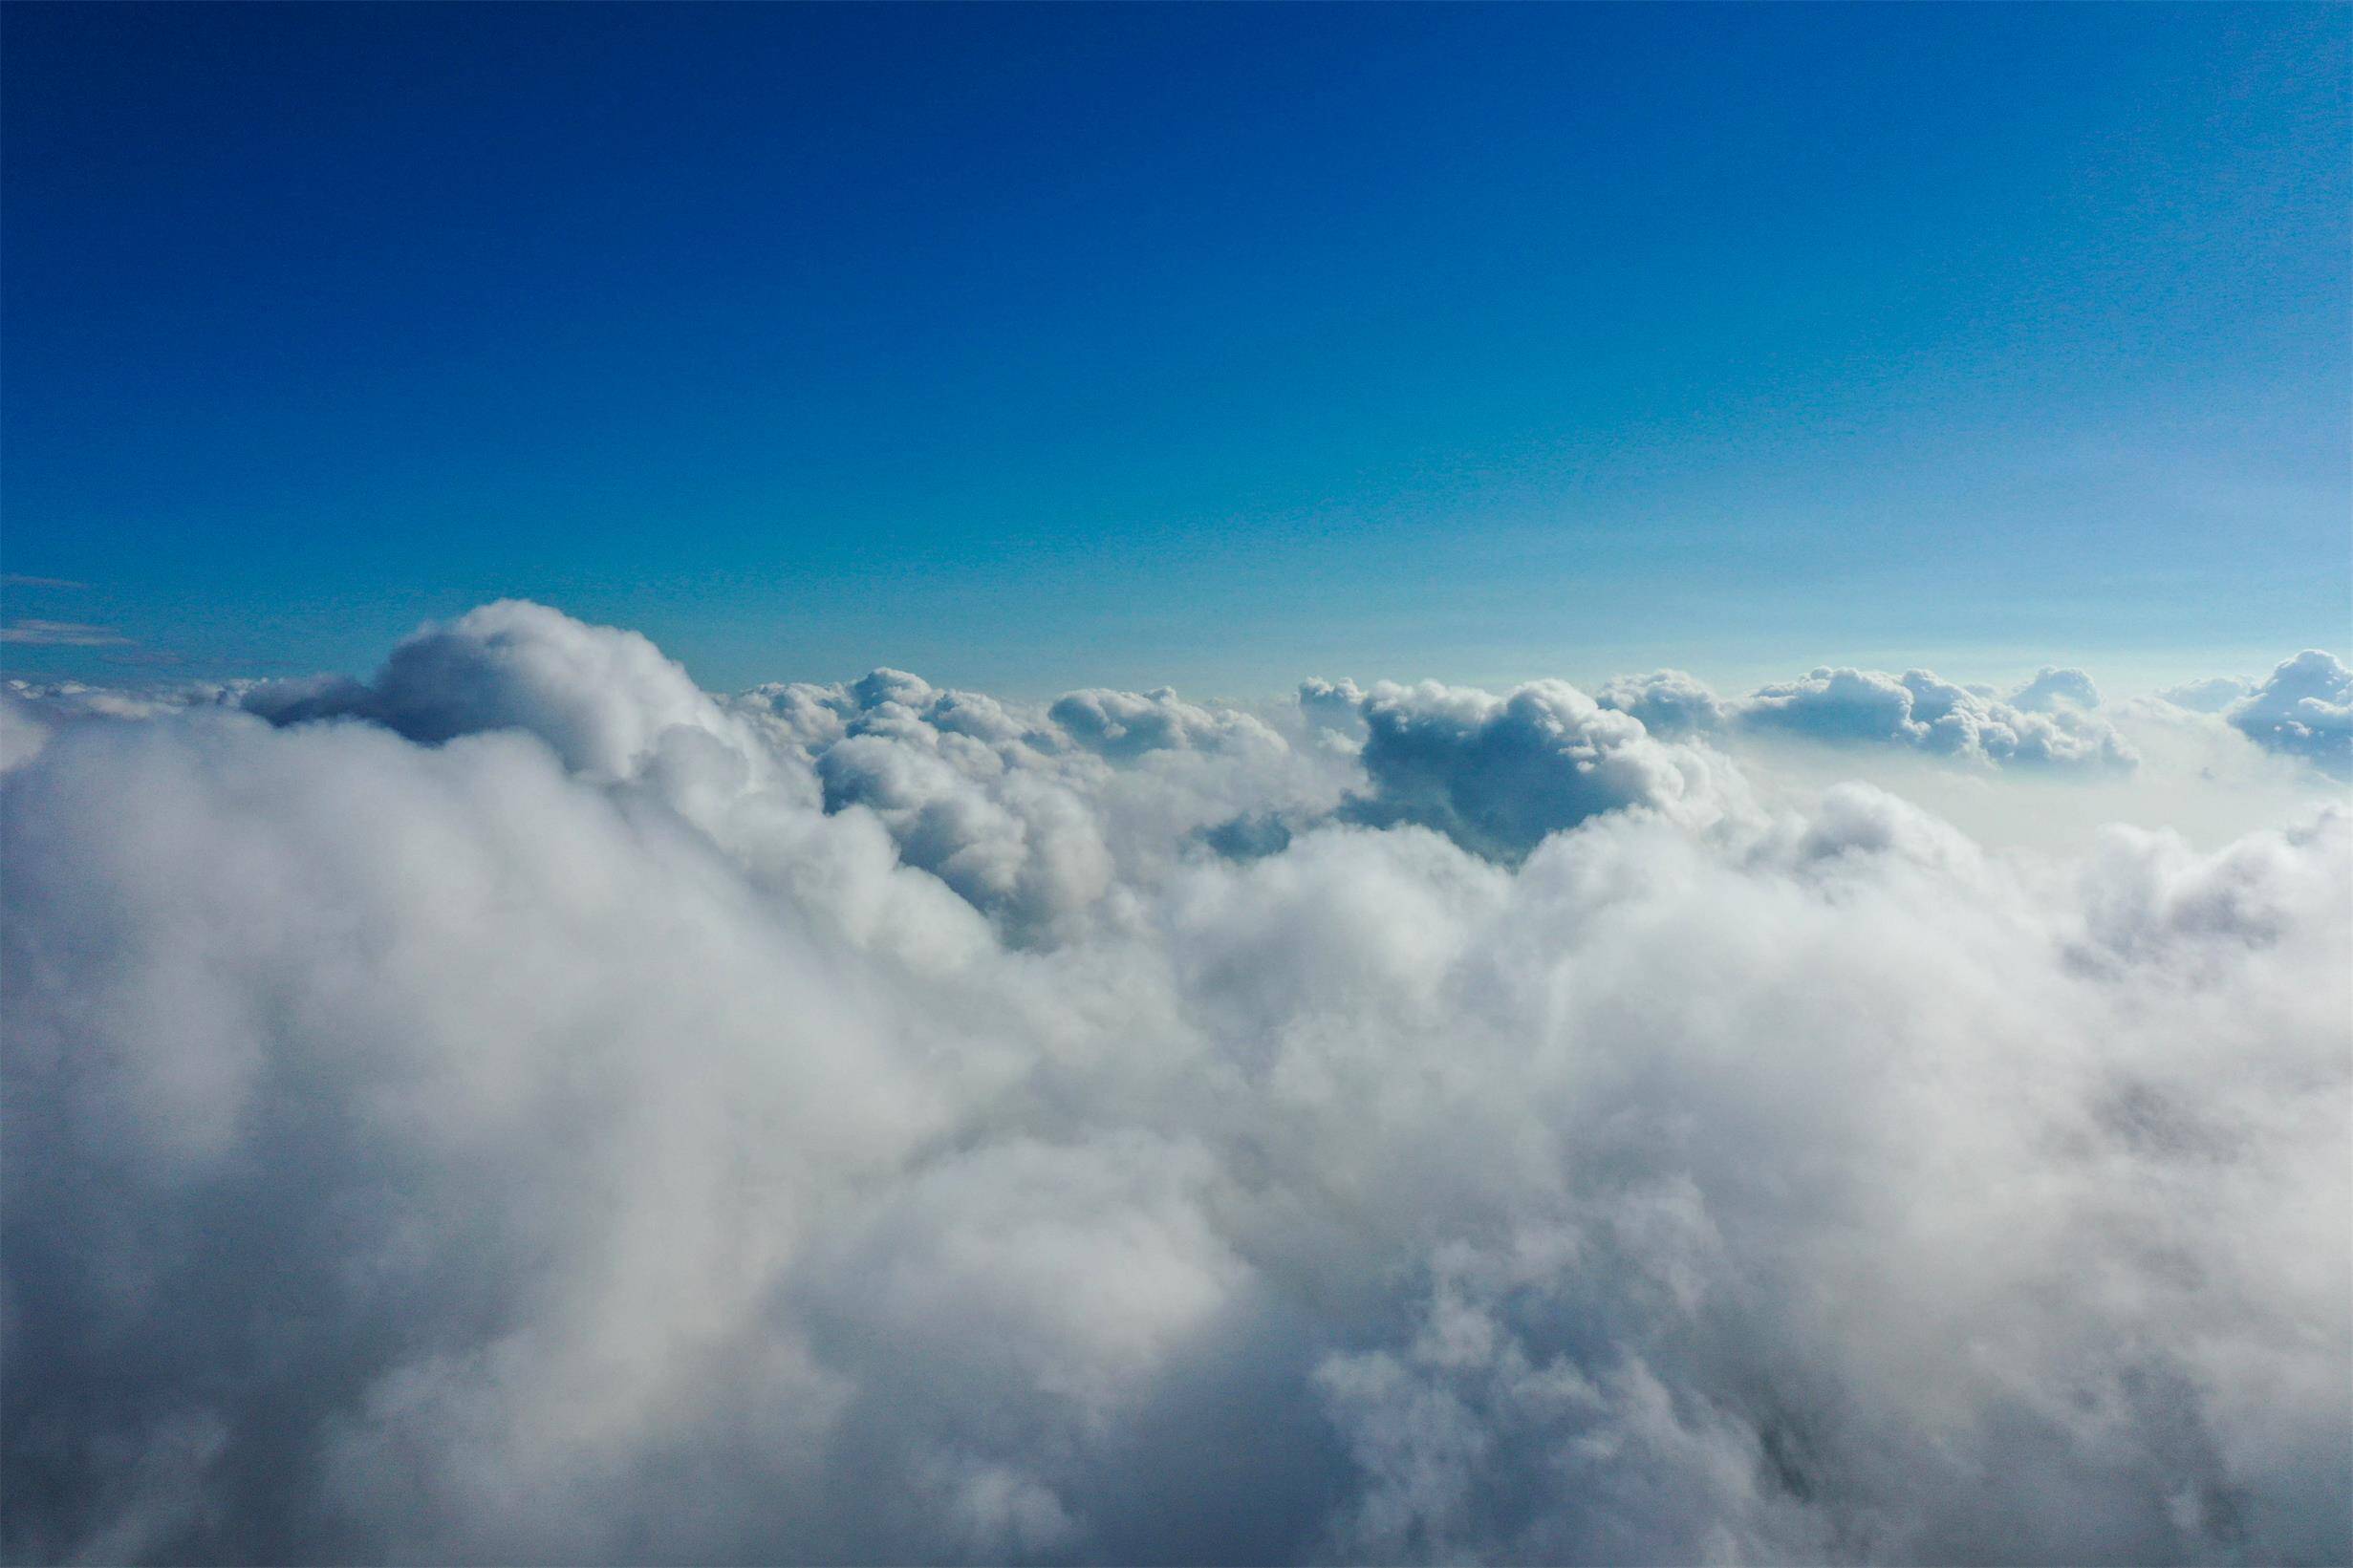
[
  {"x1": 2, "y1": 3, "x2": 2346, "y2": 698},
  {"x1": 5, "y1": 13, "x2": 2351, "y2": 1559}
]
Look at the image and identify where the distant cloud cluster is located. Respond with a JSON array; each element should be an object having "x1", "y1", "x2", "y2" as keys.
[
  {"x1": 4, "y1": 603, "x2": 2347, "y2": 1565},
  {"x1": 1598, "y1": 663, "x2": 2136, "y2": 768}
]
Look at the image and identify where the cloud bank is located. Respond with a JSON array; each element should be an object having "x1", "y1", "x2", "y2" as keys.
[
  {"x1": 1598, "y1": 664, "x2": 2136, "y2": 770},
  {"x1": 4, "y1": 604, "x2": 2347, "y2": 1565}
]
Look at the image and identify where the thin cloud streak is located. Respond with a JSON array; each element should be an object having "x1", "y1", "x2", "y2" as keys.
[{"x1": 0, "y1": 618, "x2": 126, "y2": 647}]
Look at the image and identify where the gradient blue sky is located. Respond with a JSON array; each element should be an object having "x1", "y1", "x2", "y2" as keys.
[{"x1": 3, "y1": 3, "x2": 2345, "y2": 698}]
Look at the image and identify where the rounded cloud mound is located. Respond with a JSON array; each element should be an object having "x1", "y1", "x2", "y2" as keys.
[
  {"x1": 2006, "y1": 665, "x2": 2103, "y2": 713},
  {"x1": 1051, "y1": 686, "x2": 1284, "y2": 761},
  {"x1": 733, "y1": 664, "x2": 1321, "y2": 941},
  {"x1": 245, "y1": 599, "x2": 752, "y2": 780},
  {"x1": 2228, "y1": 650, "x2": 2353, "y2": 779},
  {"x1": 1343, "y1": 678, "x2": 1743, "y2": 860},
  {"x1": 1592, "y1": 668, "x2": 1728, "y2": 738}
]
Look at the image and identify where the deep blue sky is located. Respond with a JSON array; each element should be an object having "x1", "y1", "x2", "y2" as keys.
[{"x1": 3, "y1": 3, "x2": 2345, "y2": 697}]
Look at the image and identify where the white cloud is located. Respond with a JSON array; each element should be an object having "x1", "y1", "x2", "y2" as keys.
[
  {"x1": 4, "y1": 603, "x2": 2346, "y2": 1564},
  {"x1": 242, "y1": 598, "x2": 766, "y2": 781},
  {"x1": 1744, "y1": 668, "x2": 2135, "y2": 767},
  {"x1": 1596, "y1": 662, "x2": 2137, "y2": 771},
  {"x1": 1337, "y1": 679, "x2": 1743, "y2": 860},
  {"x1": 2226, "y1": 650, "x2": 2353, "y2": 779},
  {"x1": 1049, "y1": 686, "x2": 1284, "y2": 762},
  {"x1": 2156, "y1": 675, "x2": 2256, "y2": 715},
  {"x1": 1, "y1": 677, "x2": 249, "y2": 772},
  {"x1": 1592, "y1": 668, "x2": 1727, "y2": 738},
  {"x1": 2005, "y1": 665, "x2": 2103, "y2": 713},
  {"x1": 0, "y1": 617, "x2": 128, "y2": 647}
]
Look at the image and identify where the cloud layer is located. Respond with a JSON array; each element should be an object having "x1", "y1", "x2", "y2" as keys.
[{"x1": 5, "y1": 605, "x2": 2348, "y2": 1565}]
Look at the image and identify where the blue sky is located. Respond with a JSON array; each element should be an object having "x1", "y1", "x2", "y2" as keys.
[{"x1": 3, "y1": 3, "x2": 2345, "y2": 698}]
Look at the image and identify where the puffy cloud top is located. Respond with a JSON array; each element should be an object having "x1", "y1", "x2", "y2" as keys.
[
  {"x1": 2005, "y1": 665, "x2": 2103, "y2": 712},
  {"x1": 2227, "y1": 650, "x2": 2353, "y2": 779},
  {"x1": 1600, "y1": 663, "x2": 2136, "y2": 770},
  {"x1": 1343, "y1": 679, "x2": 1740, "y2": 860},
  {"x1": 244, "y1": 599, "x2": 755, "y2": 781},
  {"x1": 1741, "y1": 667, "x2": 2134, "y2": 767},
  {"x1": 1592, "y1": 668, "x2": 1729, "y2": 738},
  {"x1": 1050, "y1": 686, "x2": 1284, "y2": 761},
  {"x1": 731, "y1": 662, "x2": 1331, "y2": 940},
  {"x1": 1297, "y1": 677, "x2": 1367, "y2": 728}
]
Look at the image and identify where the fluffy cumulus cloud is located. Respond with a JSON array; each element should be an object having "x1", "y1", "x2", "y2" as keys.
[
  {"x1": 2225, "y1": 651, "x2": 2353, "y2": 779},
  {"x1": 1601, "y1": 664, "x2": 2137, "y2": 770},
  {"x1": 1339, "y1": 679, "x2": 1743, "y2": 860},
  {"x1": 239, "y1": 599, "x2": 766, "y2": 780},
  {"x1": 5, "y1": 603, "x2": 2348, "y2": 1566},
  {"x1": 1049, "y1": 685, "x2": 1285, "y2": 763},
  {"x1": 2006, "y1": 665, "x2": 2103, "y2": 713}
]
